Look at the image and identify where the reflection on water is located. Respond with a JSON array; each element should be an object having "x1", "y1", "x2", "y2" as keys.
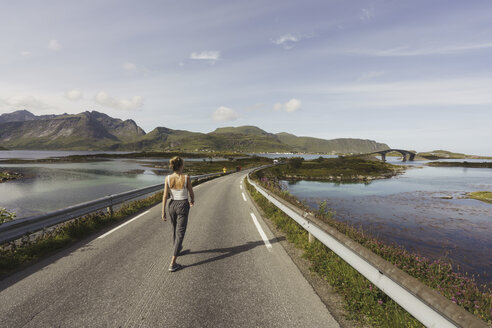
[
  {"x1": 283, "y1": 165, "x2": 492, "y2": 284},
  {"x1": 0, "y1": 159, "x2": 168, "y2": 218}
]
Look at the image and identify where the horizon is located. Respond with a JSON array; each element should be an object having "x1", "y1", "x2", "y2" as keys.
[
  {"x1": 1, "y1": 1, "x2": 492, "y2": 155},
  {"x1": 0, "y1": 108, "x2": 486, "y2": 156}
]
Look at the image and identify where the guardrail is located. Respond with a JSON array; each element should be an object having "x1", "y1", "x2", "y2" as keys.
[
  {"x1": 247, "y1": 172, "x2": 487, "y2": 328},
  {"x1": 0, "y1": 172, "x2": 225, "y2": 245}
]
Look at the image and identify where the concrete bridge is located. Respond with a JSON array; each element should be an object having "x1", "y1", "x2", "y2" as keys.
[{"x1": 364, "y1": 149, "x2": 416, "y2": 162}]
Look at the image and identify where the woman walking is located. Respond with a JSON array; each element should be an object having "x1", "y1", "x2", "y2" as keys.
[{"x1": 162, "y1": 156, "x2": 195, "y2": 272}]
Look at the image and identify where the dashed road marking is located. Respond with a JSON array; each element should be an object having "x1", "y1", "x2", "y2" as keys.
[
  {"x1": 242, "y1": 192, "x2": 247, "y2": 201},
  {"x1": 98, "y1": 210, "x2": 150, "y2": 239},
  {"x1": 240, "y1": 184, "x2": 243, "y2": 190},
  {"x1": 250, "y1": 213, "x2": 273, "y2": 251}
]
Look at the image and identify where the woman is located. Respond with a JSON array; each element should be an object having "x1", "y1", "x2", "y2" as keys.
[{"x1": 162, "y1": 156, "x2": 195, "y2": 272}]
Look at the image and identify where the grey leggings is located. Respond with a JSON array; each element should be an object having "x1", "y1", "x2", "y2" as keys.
[{"x1": 169, "y1": 199, "x2": 190, "y2": 256}]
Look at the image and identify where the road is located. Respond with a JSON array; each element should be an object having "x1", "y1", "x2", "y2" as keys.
[{"x1": 0, "y1": 170, "x2": 339, "y2": 328}]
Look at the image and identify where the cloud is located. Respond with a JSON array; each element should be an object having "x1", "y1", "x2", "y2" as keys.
[
  {"x1": 212, "y1": 106, "x2": 239, "y2": 122},
  {"x1": 20, "y1": 51, "x2": 32, "y2": 57},
  {"x1": 357, "y1": 71, "x2": 384, "y2": 81},
  {"x1": 273, "y1": 98, "x2": 302, "y2": 112},
  {"x1": 272, "y1": 34, "x2": 300, "y2": 49},
  {"x1": 190, "y1": 50, "x2": 221, "y2": 63},
  {"x1": 48, "y1": 39, "x2": 62, "y2": 51},
  {"x1": 94, "y1": 91, "x2": 143, "y2": 111},
  {"x1": 352, "y1": 42, "x2": 492, "y2": 57},
  {"x1": 2, "y1": 95, "x2": 53, "y2": 110},
  {"x1": 122, "y1": 62, "x2": 137, "y2": 71},
  {"x1": 303, "y1": 78, "x2": 492, "y2": 107},
  {"x1": 65, "y1": 89, "x2": 83, "y2": 101},
  {"x1": 360, "y1": 7, "x2": 375, "y2": 21}
]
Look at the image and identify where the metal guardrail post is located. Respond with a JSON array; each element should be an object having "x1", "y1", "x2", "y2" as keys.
[{"x1": 246, "y1": 170, "x2": 487, "y2": 328}]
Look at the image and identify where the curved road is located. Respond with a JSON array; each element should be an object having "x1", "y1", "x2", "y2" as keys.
[{"x1": 0, "y1": 170, "x2": 339, "y2": 327}]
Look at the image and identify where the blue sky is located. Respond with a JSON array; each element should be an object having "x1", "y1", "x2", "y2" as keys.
[{"x1": 1, "y1": 0, "x2": 491, "y2": 154}]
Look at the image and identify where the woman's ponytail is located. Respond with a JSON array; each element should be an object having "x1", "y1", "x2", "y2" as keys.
[{"x1": 169, "y1": 156, "x2": 184, "y2": 172}]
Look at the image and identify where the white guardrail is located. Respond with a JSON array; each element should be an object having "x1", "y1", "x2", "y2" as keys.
[
  {"x1": 247, "y1": 172, "x2": 487, "y2": 328},
  {"x1": 0, "y1": 172, "x2": 225, "y2": 244}
]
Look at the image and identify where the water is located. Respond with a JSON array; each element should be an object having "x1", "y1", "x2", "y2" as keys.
[
  {"x1": 0, "y1": 150, "x2": 132, "y2": 160},
  {"x1": 282, "y1": 162, "x2": 492, "y2": 283},
  {"x1": 0, "y1": 159, "x2": 168, "y2": 217},
  {"x1": 249, "y1": 153, "x2": 338, "y2": 160}
]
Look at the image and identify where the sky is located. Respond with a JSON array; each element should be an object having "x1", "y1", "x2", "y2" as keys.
[{"x1": 1, "y1": 0, "x2": 492, "y2": 155}]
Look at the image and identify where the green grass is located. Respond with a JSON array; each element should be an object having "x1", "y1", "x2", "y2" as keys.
[
  {"x1": 246, "y1": 176, "x2": 492, "y2": 325},
  {"x1": 427, "y1": 162, "x2": 492, "y2": 168},
  {"x1": 467, "y1": 191, "x2": 492, "y2": 204},
  {"x1": 245, "y1": 179, "x2": 423, "y2": 327},
  {"x1": 418, "y1": 150, "x2": 492, "y2": 160},
  {"x1": 0, "y1": 208, "x2": 16, "y2": 224},
  {"x1": 257, "y1": 157, "x2": 403, "y2": 182},
  {"x1": 0, "y1": 171, "x2": 22, "y2": 182},
  {"x1": 0, "y1": 173, "x2": 220, "y2": 277}
]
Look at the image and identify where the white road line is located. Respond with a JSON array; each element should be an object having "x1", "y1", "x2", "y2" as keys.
[
  {"x1": 242, "y1": 192, "x2": 247, "y2": 201},
  {"x1": 250, "y1": 213, "x2": 273, "y2": 251},
  {"x1": 240, "y1": 184, "x2": 243, "y2": 190},
  {"x1": 98, "y1": 210, "x2": 150, "y2": 239}
]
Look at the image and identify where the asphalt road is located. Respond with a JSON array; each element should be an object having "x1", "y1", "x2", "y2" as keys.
[{"x1": 0, "y1": 170, "x2": 339, "y2": 327}]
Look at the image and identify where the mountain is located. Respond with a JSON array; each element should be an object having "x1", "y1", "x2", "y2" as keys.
[
  {"x1": 276, "y1": 132, "x2": 389, "y2": 154},
  {"x1": 0, "y1": 110, "x2": 390, "y2": 153},
  {"x1": 0, "y1": 110, "x2": 145, "y2": 150},
  {"x1": 0, "y1": 109, "x2": 57, "y2": 124}
]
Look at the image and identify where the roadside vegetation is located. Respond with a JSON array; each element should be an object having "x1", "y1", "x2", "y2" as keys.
[
  {"x1": 154, "y1": 155, "x2": 273, "y2": 175},
  {"x1": 258, "y1": 157, "x2": 403, "y2": 182},
  {"x1": 467, "y1": 191, "x2": 492, "y2": 204},
  {"x1": 0, "y1": 173, "x2": 220, "y2": 278},
  {"x1": 0, "y1": 171, "x2": 22, "y2": 183},
  {"x1": 0, "y1": 208, "x2": 16, "y2": 224},
  {"x1": 247, "y1": 169, "x2": 492, "y2": 325},
  {"x1": 426, "y1": 161, "x2": 492, "y2": 168}
]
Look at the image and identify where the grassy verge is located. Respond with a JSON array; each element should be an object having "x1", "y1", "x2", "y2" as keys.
[
  {"x1": 0, "y1": 171, "x2": 22, "y2": 183},
  {"x1": 245, "y1": 179, "x2": 422, "y2": 327},
  {"x1": 0, "y1": 174, "x2": 219, "y2": 278},
  {"x1": 467, "y1": 191, "x2": 492, "y2": 204},
  {"x1": 246, "y1": 176, "x2": 492, "y2": 325},
  {"x1": 176, "y1": 156, "x2": 273, "y2": 175},
  {"x1": 426, "y1": 162, "x2": 492, "y2": 168},
  {"x1": 257, "y1": 157, "x2": 403, "y2": 182}
]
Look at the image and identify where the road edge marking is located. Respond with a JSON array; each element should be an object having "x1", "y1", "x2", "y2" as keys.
[
  {"x1": 98, "y1": 210, "x2": 150, "y2": 239},
  {"x1": 250, "y1": 212, "x2": 273, "y2": 251},
  {"x1": 241, "y1": 192, "x2": 247, "y2": 201}
]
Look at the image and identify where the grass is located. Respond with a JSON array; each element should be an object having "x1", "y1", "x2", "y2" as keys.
[
  {"x1": 183, "y1": 156, "x2": 273, "y2": 175},
  {"x1": 467, "y1": 191, "x2": 492, "y2": 204},
  {"x1": 245, "y1": 179, "x2": 423, "y2": 327},
  {"x1": 247, "y1": 175, "x2": 492, "y2": 325},
  {"x1": 0, "y1": 171, "x2": 22, "y2": 182},
  {"x1": 0, "y1": 173, "x2": 220, "y2": 278},
  {"x1": 0, "y1": 208, "x2": 16, "y2": 224},
  {"x1": 427, "y1": 161, "x2": 492, "y2": 168},
  {"x1": 257, "y1": 157, "x2": 403, "y2": 182}
]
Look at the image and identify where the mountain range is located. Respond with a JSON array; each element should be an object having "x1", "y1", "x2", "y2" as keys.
[{"x1": 0, "y1": 110, "x2": 390, "y2": 153}]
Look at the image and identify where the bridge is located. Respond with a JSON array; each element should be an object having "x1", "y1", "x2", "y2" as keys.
[{"x1": 362, "y1": 149, "x2": 416, "y2": 162}]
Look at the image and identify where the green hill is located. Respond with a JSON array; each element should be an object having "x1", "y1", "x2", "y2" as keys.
[
  {"x1": 0, "y1": 110, "x2": 390, "y2": 153},
  {"x1": 276, "y1": 132, "x2": 389, "y2": 154}
]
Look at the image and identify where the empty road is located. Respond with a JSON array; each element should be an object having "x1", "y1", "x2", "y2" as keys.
[{"x1": 0, "y1": 170, "x2": 339, "y2": 327}]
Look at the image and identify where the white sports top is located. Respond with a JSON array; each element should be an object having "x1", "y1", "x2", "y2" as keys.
[{"x1": 167, "y1": 175, "x2": 189, "y2": 200}]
